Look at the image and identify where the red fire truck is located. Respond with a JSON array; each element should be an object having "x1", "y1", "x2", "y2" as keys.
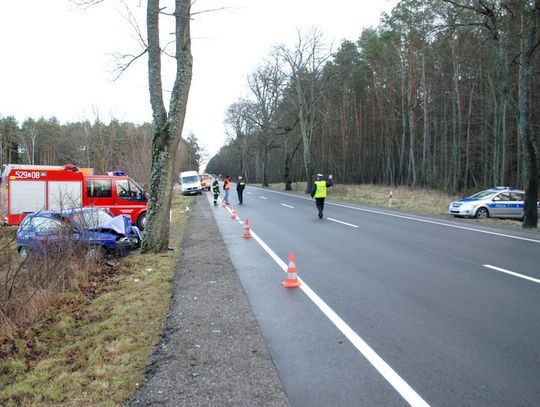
[{"x1": 1, "y1": 164, "x2": 148, "y2": 229}]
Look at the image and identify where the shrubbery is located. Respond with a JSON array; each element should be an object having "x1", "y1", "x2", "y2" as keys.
[{"x1": 0, "y1": 227, "x2": 102, "y2": 341}]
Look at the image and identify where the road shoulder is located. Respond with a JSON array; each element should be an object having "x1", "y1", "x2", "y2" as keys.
[{"x1": 128, "y1": 195, "x2": 289, "y2": 406}]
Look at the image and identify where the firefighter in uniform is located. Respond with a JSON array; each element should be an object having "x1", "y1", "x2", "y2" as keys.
[
  {"x1": 212, "y1": 177, "x2": 220, "y2": 206},
  {"x1": 236, "y1": 176, "x2": 246, "y2": 205},
  {"x1": 310, "y1": 173, "x2": 333, "y2": 219}
]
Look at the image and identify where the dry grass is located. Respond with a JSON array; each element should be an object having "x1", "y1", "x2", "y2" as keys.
[
  {"x1": 0, "y1": 193, "x2": 193, "y2": 406},
  {"x1": 271, "y1": 182, "x2": 461, "y2": 216},
  {"x1": 0, "y1": 229, "x2": 101, "y2": 341},
  {"x1": 268, "y1": 182, "x2": 529, "y2": 229}
]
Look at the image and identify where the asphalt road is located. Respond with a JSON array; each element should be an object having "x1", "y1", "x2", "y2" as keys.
[{"x1": 209, "y1": 184, "x2": 540, "y2": 407}]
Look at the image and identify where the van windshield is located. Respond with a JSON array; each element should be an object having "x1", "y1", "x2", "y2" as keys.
[{"x1": 182, "y1": 176, "x2": 199, "y2": 184}]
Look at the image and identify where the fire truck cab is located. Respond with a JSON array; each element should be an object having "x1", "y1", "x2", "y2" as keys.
[{"x1": 1, "y1": 164, "x2": 148, "y2": 230}]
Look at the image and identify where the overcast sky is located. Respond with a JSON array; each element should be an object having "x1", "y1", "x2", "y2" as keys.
[{"x1": 0, "y1": 0, "x2": 398, "y2": 158}]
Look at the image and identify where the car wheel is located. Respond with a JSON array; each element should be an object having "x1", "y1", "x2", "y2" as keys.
[
  {"x1": 86, "y1": 245, "x2": 106, "y2": 261},
  {"x1": 19, "y1": 246, "x2": 31, "y2": 261},
  {"x1": 137, "y1": 212, "x2": 147, "y2": 230},
  {"x1": 475, "y1": 207, "x2": 489, "y2": 220}
]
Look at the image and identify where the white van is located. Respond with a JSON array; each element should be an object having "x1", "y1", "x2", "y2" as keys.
[{"x1": 179, "y1": 170, "x2": 202, "y2": 195}]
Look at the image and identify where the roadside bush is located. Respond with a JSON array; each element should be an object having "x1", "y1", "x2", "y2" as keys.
[
  {"x1": 0, "y1": 227, "x2": 101, "y2": 341},
  {"x1": 0, "y1": 194, "x2": 191, "y2": 406}
]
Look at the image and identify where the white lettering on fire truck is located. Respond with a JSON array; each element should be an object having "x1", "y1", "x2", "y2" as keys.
[{"x1": 14, "y1": 171, "x2": 46, "y2": 180}]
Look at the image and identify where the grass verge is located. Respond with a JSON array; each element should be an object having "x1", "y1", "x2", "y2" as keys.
[
  {"x1": 0, "y1": 193, "x2": 193, "y2": 406},
  {"x1": 268, "y1": 182, "x2": 532, "y2": 229}
]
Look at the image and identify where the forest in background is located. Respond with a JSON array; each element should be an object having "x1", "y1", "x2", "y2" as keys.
[
  {"x1": 206, "y1": 0, "x2": 540, "y2": 196},
  {"x1": 0, "y1": 116, "x2": 203, "y2": 188},
  {"x1": 1, "y1": 1, "x2": 538, "y2": 199}
]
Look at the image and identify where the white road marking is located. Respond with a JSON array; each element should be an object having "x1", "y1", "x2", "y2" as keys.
[
  {"x1": 259, "y1": 196, "x2": 267, "y2": 200},
  {"x1": 247, "y1": 186, "x2": 540, "y2": 244},
  {"x1": 281, "y1": 203, "x2": 294, "y2": 209},
  {"x1": 247, "y1": 192, "x2": 253, "y2": 195},
  {"x1": 222, "y1": 202, "x2": 429, "y2": 407},
  {"x1": 484, "y1": 265, "x2": 540, "y2": 284},
  {"x1": 327, "y1": 217, "x2": 359, "y2": 228}
]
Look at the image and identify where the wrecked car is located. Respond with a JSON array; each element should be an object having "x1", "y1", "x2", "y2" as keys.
[{"x1": 16, "y1": 207, "x2": 141, "y2": 260}]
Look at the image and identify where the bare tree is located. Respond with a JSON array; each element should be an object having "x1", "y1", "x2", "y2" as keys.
[
  {"x1": 224, "y1": 101, "x2": 254, "y2": 181},
  {"x1": 20, "y1": 119, "x2": 39, "y2": 165},
  {"x1": 247, "y1": 55, "x2": 287, "y2": 186},
  {"x1": 277, "y1": 28, "x2": 332, "y2": 192},
  {"x1": 142, "y1": 0, "x2": 192, "y2": 251},
  {"x1": 71, "y1": 0, "x2": 193, "y2": 248}
]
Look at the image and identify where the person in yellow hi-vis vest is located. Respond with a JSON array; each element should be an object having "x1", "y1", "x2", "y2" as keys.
[{"x1": 310, "y1": 173, "x2": 333, "y2": 219}]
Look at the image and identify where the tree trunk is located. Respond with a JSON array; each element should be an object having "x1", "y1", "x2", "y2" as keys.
[
  {"x1": 283, "y1": 133, "x2": 301, "y2": 191},
  {"x1": 298, "y1": 93, "x2": 314, "y2": 193},
  {"x1": 399, "y1": 54, "x2": 407, "y2": 184},
  {"x1": 421, "y1": 53, "x2": 428, "y2": 186},
  {"x1": 464, "y1": 81, "x2": 475, "y2": 189},
  {"x1": 451, "y1": 43, "x2": 462, "y2": 192},
  {"x1": 407, "y1": 52, "x2": 417, "y2": 187},
  {"x1": 142, "y1": 0, "x2": 192, "y2": 252},
  {"x1": 261, "y1": 143, "x2": 269, "y2": 187},
  {"x1": 489, "y1": 4, "x2": 538, "y2": 227},
  {"x1": 518, "y1": 4, "x2": 539, "y2": 228}
]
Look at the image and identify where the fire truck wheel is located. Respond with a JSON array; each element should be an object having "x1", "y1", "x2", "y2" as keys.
[
  {"x1": 86, "y1": 245, "x2": 105, "y2": 261},
  {"x1": 137, "y1": 212, "x2": 147, "y2": 230}
]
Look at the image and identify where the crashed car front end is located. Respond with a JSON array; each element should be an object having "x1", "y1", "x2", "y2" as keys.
[
  {"x1": 82, "y1": 211, "x2": 142, "y2": 256},
  {"x1": 16, "y1": 208, "x2": 142, "y2": 260}
]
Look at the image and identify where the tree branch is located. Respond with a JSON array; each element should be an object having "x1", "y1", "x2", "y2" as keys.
[
  {"x1": 112, "y1": 48, "x2": 148, "y2": 80},
  {"x1": 442, "y1": 0, "x2": 483, "y2": 14},
  {"x1": 120, "y1": 0, "x2": 147, "y2": 49},
  {"x1": 191, "y1": 6, "x2": 230, "y2": 17},
  {"x1": 69, "y1": 0, "x2": 105, "y2": 10}
]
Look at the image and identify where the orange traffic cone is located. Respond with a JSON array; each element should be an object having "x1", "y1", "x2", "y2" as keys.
[
  {"x1": 231, "y1": 206, "x2": 237, "y2": 220},
  {"x1": 243, "y1": 219, "x2": 252, "y2": 238},
  {"x1": 282, "y1": 251, "x2": 301, "y2": 288}
]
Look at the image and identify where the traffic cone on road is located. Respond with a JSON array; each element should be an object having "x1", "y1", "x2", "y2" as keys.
[
  {"x1": 242, "y1": 219, "x2": 252, "y2": 239},
  {"x1": 282, "y1": 251, "x2": 301, "y2": 288},
  {"x1": 231, "y1": 206, "x2": 237, "y2": 220}
]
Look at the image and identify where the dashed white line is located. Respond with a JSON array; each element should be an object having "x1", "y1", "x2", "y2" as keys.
[
  {"x1": 259, "y1": 196, "x2": 267, "y2": 200},
  {"x1": 281, "y1": 203, "x2": 294, "y2": 209},
  {"x1": 327, "y1": 217, "x2": 359, "y2": 228},
  {"x1": 246, "y1": 186, "x2": 540, "y2": 244},
  {"x1": 484, "y1": 265, "x2": 540, "y2": 284},
  {"x1": 247, "y1": 192, "x2": 253, "y2": 195}
]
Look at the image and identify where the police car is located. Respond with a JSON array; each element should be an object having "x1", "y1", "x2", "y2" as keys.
[{"x1": 448, "y1": 187, "x2": 538, "y2": 220}]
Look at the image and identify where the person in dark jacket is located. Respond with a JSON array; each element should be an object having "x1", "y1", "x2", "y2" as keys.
[
  {"x1": 212, "y1": 178, "x2": 220, "y2": 206},
  {"x1": 236, "y1": 176, "x2": 246, "y2": 205},
  {"x1": 310, "y1": 173, "x2": 333, "y2": 219}
]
